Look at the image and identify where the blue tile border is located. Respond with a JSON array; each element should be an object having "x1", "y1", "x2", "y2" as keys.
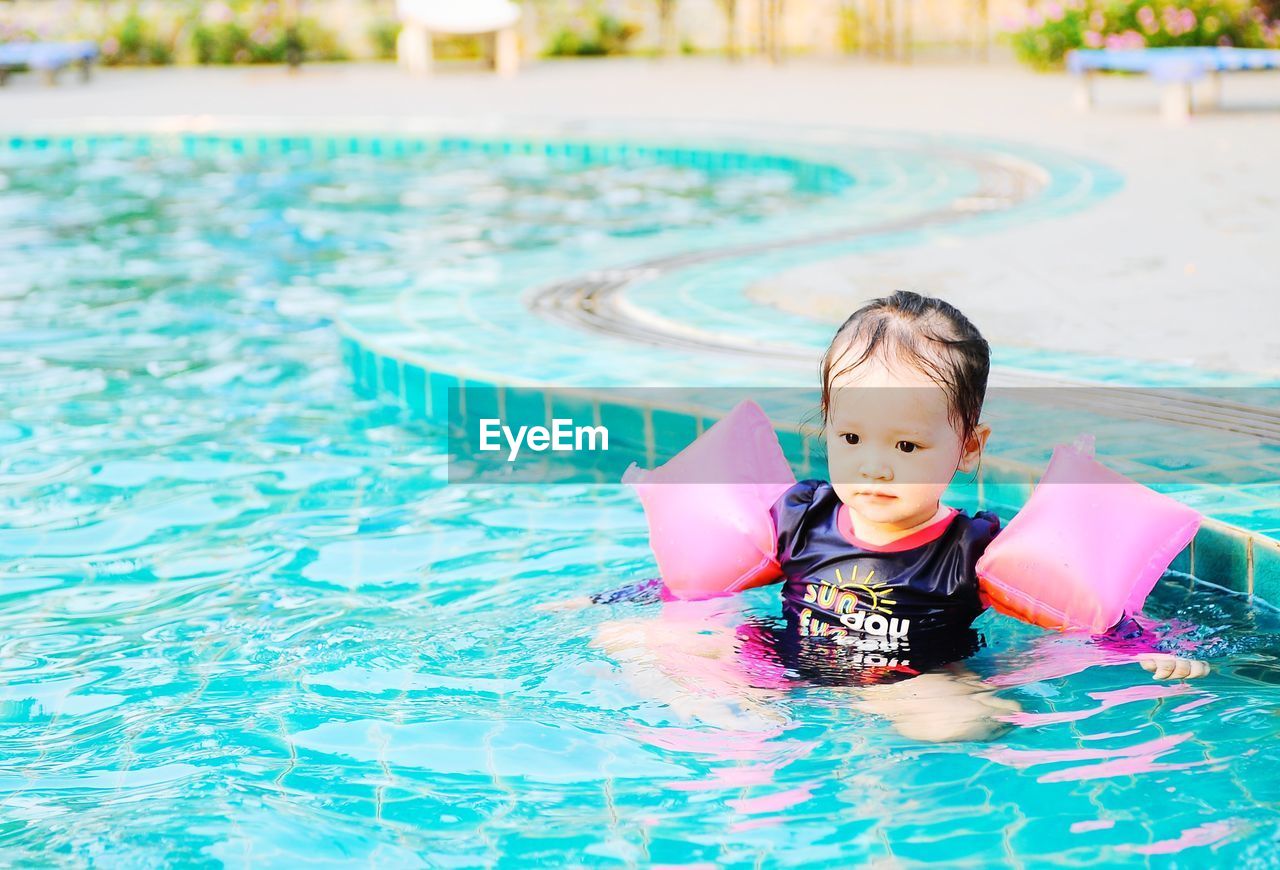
[
  {"x1": 1253, "y1": 538, "x2": 1280, "y2": 608},
  {"x1": 1194, "y1": 521, "x2": 1253, "y2": 596}
]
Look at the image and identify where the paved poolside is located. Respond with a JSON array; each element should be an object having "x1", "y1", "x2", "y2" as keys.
[{"x1": 3, "y1": 57, "x2": 1278, "y2": 375}]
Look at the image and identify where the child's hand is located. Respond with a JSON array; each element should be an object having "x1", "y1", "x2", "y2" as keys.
[
  {"x1": 532, "y1": 595, "x2": 594, "y2": 613},
  {"x1": 1137, "y1": 654, "x2": 1210, "y2": 680}
]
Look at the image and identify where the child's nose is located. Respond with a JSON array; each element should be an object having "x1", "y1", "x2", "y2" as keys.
[{"x1": 858, "y1": 455, "x2": 894, "y2": 480}]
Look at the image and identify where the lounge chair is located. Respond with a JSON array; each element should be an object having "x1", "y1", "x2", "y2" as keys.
[
  {"x1": 1067, "y1": 46, "x2": 1280, "y2": 122},
  {"x1": 0, "y1": 40, "x2": 98, "y2": 86},
  {"x1": 395, "y1": 0, "x2": 521, "y2": 77}
]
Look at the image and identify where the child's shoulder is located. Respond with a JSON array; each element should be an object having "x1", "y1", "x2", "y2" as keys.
[
  {"x1": 948, "y1": 506, "x2": 1002, "y2": 545},
  {"x1": 779, "y1": 477, "x2": 828, "y2": 500},
  {"x1": 770, "y1": 479, "x2": 839, "y2": 552},
  {"x1": 771, "y1": 478, "x2": 839, "y2": 513}
]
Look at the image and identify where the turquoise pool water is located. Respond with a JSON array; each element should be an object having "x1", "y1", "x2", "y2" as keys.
[{"x1": 3, "y1": 137, "x2": 1280, "y2": 865}]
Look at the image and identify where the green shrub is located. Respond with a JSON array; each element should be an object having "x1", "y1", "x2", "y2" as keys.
[
  {"x1": 298, "y1": 17, "x2": 347, "y2": 61},
  {"x1": 193, "y1": 13, "x2": 345, "y2": 64},
  {"x1": 192, "y1": 20, "x2": 248, "y2": 64},
  {"x1": 544, "y1": 13, "x2": 641, "y2": 56},
  {"x1": 368, "y1": 17, "x2": 401, "y2": 60},
  {"x1": 101, "y1": 6, "x2": 179, "y2": 66},
  {"x1": 1005, "y1": 0, "x2": 1280, "y2": 69}
]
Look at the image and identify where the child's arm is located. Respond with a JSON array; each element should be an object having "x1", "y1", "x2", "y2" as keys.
[
  {"x1": 541, "y1": 480, "x2": 811, "y2": 612},
  {"x1": 1098, "y1": 615, "x2": 1210, "y2": 680},
  {"x1": 534, "y1": 576, "x2": 665, "y2": 612}
]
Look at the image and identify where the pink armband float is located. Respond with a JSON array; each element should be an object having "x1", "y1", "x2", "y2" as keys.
[
  {"x1": 626, "y1": 405, "x2": 1200, "y2": 631},
  {"x1": 623, "y1": 400, "x2": 795, "y2": 601},
  {"x1": 976, "y1": 436, "x2": 1201, "y2": 634}
]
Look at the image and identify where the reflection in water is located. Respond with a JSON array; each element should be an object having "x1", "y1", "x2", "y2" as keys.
[{"x1": 589, "y1": 572, "x2": 1279, "y2": 861}]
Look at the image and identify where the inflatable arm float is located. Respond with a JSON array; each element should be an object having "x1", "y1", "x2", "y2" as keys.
[{"x1": 625, "y1": 403, "x2": 1200, "y2": 632}]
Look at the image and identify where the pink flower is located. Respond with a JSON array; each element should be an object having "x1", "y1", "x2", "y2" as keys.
[
  {"x1": 102, "y1": 35, "x2": 120, "y2": 55},
  {"x1": 1027, "y1": 9, "x2": 1044, "y2": 26},
  {"x1": 206, "y1": 2, "x2": 234, "y2": 24},
  {"x1": 1084, "y1": 29, "x2": 1103, "y2": 46},
  {"x1": 1120, "y1": 29, "x2": 1146, "y2": 48},
  {"x1": 1161, "y1": 6, "x2": 1195, "y2": 36},
  {"x1": 1089, "y1": 10, "x2": 1106, "y2": 29},
  {"x1": 1044, "y1": 1, "x2": 1064, "y2": 21},
  {"x1": 1137, "y1": 5, "x2": 1158, "y2": 33}
]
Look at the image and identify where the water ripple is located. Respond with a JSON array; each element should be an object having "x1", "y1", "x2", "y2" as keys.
[{"x1": 1, "y1": 137, "x2": 1279, "y2": 864}]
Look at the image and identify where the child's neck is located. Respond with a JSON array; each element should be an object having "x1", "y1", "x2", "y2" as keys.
[{"x1": 845, "y1": 502, "x2": 951, "y2": 548}]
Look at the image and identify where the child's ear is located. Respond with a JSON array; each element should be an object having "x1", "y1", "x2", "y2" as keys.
[{"x1": 958, "y1": 422, "x2": 991, "y2": 473}]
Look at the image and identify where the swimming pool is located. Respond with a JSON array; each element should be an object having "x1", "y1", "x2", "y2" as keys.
[{"x1": 3, "y1": 133, "x2": 1280, "y2": 865}]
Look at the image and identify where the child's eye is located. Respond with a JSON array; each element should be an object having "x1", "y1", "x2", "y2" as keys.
[
  {"x1": 842, "y1": 433, "x2": 859, "y2": 445},
  {"x1": 897, "y1": 441, "x2": 919, "y2": 453}
]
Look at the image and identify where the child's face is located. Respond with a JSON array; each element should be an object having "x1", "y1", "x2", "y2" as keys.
[{"x1": 825, "y1": 354, "x2": 988, "y2": 531}]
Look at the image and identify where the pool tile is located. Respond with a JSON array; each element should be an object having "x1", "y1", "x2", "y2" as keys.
[
  {"x1": 339, "y1": 336, "x2": 360, "y2": 374},
  {"x1": 380, "y1": 356, "x2": 400, "y2": 398},
  {"x1": 1169, "y1": 543, "x2": 1193, "y2": 575},
  {"x1": 651, "y1": 409, "x2": 698, "y2": 461},
  {"x1": 599, "y1": 400, "x2": 647, "y2": 451},
  {"x1": 774, "y1": 426, "x2": 806, "y2": 469},
  {"x1": 429, "y1": 372, "x2": 460, "y2": 425},
  {"x1": 980, "y1": 462, "x2": 1035, "y2": 514},
  {"x1": 698, "y1": 414, "x2": 725, "y2": 437},
  {"x1": 358, "y1": 348, "x2": 379, "y2": 396},
  {"x1": 505, "y1": 386, "x2": 548, "y2": 432},
  {"x1": 943, "y1": 481, "x2": 982, "y2": 512},
  {"x1": 1252, "y1": 537, "x2": 1280, "y2": 607},
  {"x1": 549, "y1": 390, "x2": 600, "y2": 432},
  {"x1": 464, "y1": 381, "x2": 501, "y2": 430},
  {"x1": 1189, "y1": 463, "x2": 1278, "y2": 487},
  {"x1": 1193, "y1": 522, "x2": 1251, "y2": 595},
  {"x1": 1204, "y1": 507, "x2": 1280, "y2": 538},
  {"x1": 402, "y1": 364, "x2": 428, "y2": 418}
]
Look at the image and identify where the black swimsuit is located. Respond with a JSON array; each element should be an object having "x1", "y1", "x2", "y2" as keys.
[
  {"x1": 773, "y1": 480, "x2": 998, "y2": 635},
  {"x1": 761, "y1": 478, "x2": 1002, "y2": 685}
]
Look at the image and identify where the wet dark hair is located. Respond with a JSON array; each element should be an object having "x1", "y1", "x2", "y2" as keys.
[{"x1": 820, "y1": 290, "x2": 990, "y2": 448}]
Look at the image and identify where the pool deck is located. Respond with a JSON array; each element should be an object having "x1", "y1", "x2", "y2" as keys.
[{"x1": 3, "y1": 58, "x2": 1279, "y2": 601}]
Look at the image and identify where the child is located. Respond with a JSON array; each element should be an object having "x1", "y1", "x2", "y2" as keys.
[
  {"x1": 584, "y1": 291, "x2": 1207, "y2": 740},
  {"x1": 759, "y1": 289, "x2": 1207, "y2": 686}
]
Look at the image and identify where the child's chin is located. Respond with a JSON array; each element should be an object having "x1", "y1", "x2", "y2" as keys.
[{"x1": 853, "y1": 500, "x2": 908, "y2": 521}]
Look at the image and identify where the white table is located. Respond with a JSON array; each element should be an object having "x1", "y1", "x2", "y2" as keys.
[{"x1": 395, "y1": 0, "x2": 521, "y2": 77}]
